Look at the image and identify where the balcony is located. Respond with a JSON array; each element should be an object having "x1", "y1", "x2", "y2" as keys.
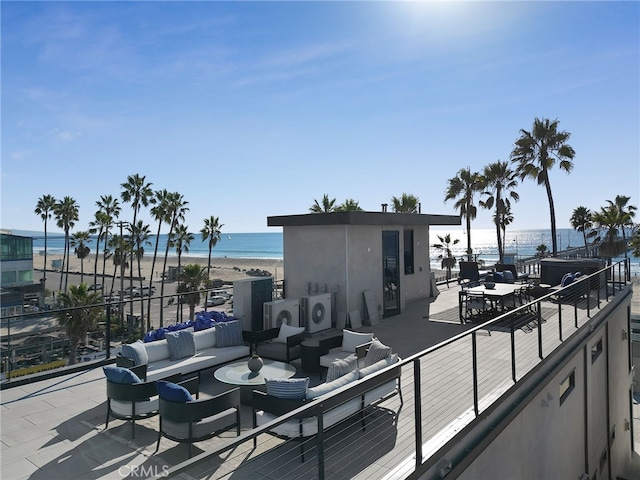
[{"x1": 0, "y1": 261, "x2": 638, "y2": 479}]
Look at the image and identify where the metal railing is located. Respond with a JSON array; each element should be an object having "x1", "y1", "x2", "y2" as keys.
[{"x1": 0, "y1": 286, "x2": 236, "y2": 383}]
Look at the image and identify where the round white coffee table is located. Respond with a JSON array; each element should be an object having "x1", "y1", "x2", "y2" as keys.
[{"x1": 214, "y1": 359, "x2": 297, "y2": 404}]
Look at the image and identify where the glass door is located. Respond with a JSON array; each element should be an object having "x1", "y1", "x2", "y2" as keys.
[{"x1": 382, "y1": 231, "x2": 400, "y2": 317}]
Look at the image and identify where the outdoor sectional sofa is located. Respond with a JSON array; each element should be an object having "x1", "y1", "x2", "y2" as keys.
[
  {"x1": 117, "y1": 320, "x2": 251, "y2": 381},
  {"x1": 252, "y1": 343, "x2": 402, "y2": 461}
]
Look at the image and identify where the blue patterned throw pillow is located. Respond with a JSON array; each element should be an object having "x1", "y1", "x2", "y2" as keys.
[
  {"x1": 215, "y1": 320, "x2": 244, "y2": 347},
  {"x1": 265, "y1": 377, "x2": 309, "y2": 399},
  {"x1": 165, "y1": 328, "x2": 196, "y2": 360},
  {"x1": 120, "y1": 340, "x2": 149, "y2": 366}
]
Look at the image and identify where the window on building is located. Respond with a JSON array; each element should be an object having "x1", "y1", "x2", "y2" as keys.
[
  {"x1": 559, "y1": 370, "x2": 575, "y2": 405},
  {"x1": 591, "y1": 338, "x2": 603, "y2": 363},
  {"x1": 404, "y1": 230, "x2": 414, "y2": 275}
]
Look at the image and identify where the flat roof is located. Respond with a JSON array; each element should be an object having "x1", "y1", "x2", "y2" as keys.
[{"x1": 267, "y1": 211, "x2": 461, "y2": 227}]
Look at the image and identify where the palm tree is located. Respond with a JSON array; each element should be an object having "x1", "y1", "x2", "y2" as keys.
[
  {"x1": 591, "y1": 205, "x2": 627, "y2": 264},
  {"x1": 70, "y1": 231, "x2": 91, "y2": 284},
  {"x1": 53, "y1": 196, "x2": 80, "y2": 293},
  {"x1": 629, "y1": 225, "x2": 640, "y2": 258},
  {"x1": 176, "y1": 264, "x2": 209, "y2": 322},
  {"x1": 159, "y1": 192, "x2": 189, "y2": 327},
  {"x1": 495, "y1": 203, "x2": 514, "y2": 254},
  {"x1": 570, "y1": 206, "x2": 594, "y2": 257},
  {"x1": 171, "y1": 223, "x2": 194, "y2": 322},
  {"x1": 130, "y1": 220, "x2": 151, "y2": 332},
  {"x1": 431, "y1": 233, "x2": 460, "y2": 281},
  {"x1": 88, "y1": 211, "x2": 108, "y2": 288},
  {"x1": 335, "y1": 199, "x2": 363, "y2": 212},
  {"x1": 479, "y1": 161, "x2": 519, "y2": 264},
  {"x1": 201, "y1": 215, "x2": 224, "y2": 293},
  {"x1": 108, "y1": 233, "x2": 130, "y2": 330},
  {"x1": 147, "y1": 189, "x2": 171, "y2": 319},
  {"x1": 55, "y1": 284, "x2": 103, "y2": 365},
  {"x1": 91, "y1": 194, "x2": 120, "y2": 294},
  {"x1": 34, "y1": 194, "x2": 57, "y2": 290},
  {"x1": 511, "y1": 117, "x2": 575, "y2": 256},
  {"x1": 391, "y1": 193, "x2": 419, "y2": 213},
  {"x1": 309, "y1": 194, "x2": 337, "y2": 213},
  {"x1": 444, "y1": 168, "x2": 483, "y2": 261},
  {"x1": 121, "y1": 174, "x2": 153, "y2": 319},
  {"x1": 606, "y1": 195, "x2": 636, "y2": 261}
]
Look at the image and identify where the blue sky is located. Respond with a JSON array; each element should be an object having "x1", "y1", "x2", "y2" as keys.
[{"x1": 2, "y1": 1, "x2": 638, "y2": 234}]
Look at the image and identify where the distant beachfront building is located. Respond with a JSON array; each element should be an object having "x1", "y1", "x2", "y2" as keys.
[
  {"x1": 0, "y1": 231, "x2": 41, "y2": 317},
  {"x1": 267, "y1": 211, "x2": 460, "y2": 325}
]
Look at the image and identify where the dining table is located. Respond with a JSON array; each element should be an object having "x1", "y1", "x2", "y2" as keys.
[{"x1": 459, "y1": 283, "x2": 526, "y2": 322}]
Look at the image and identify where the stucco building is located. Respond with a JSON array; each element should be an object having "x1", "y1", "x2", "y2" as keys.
[{"x1": 267, "y1": 211, "x2": 460, "y2": 326}]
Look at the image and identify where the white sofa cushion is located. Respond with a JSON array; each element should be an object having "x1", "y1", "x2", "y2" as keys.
[
  {"x1": 257, "y1": 400, "x2": 361, "y2": 438},
  {"x1": 306, "y1": 370, "x2": 359, "y2": 400},
  {"x1": 194, "y1": 328, "x2": 216, "y2": 350},
  {"x1": 145, "y1": 340, "x2": 171, "y2": 364},
  {"x1": 145, "y1": 344, "x2": 250, "y2": 381},
  {"x1": 359, "y1": 353, "x2": 399, "y2": 379}
]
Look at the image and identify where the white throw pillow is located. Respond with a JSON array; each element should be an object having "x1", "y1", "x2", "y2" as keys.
[
  {"x1": 341, "y1": 329, "x2": 374, "y2": 352},
  {"x1": 276, "y1": 323, "x2": 305, "y2": 344}
]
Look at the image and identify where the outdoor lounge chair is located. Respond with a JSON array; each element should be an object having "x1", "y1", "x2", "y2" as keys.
[
  {"x1": 458, "y1": 261, "x2": 481, "y2": 288},
  {"x1": 104, "y1": 364, "x2": 181, "y2": 439},
  {"x1": 494, "y1": 264, "x2": 529, "y2": 283},
  {"x1": 254, "y1": 325, "x2": 305, "y2": 363},
  {"x1": 155, "y1": 378, "x2": 241, "y2": 458}
]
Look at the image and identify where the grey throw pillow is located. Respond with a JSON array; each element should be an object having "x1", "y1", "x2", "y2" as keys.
[{"x1": 165, "y1": 328, "x2": 196, "y2": 360}]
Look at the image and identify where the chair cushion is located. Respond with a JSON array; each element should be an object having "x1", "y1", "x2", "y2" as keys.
[
  {"x1": 493, "y1": 272, "x2": 504, "y2": 283},
  {"x1": 341, "y1": 329, "x2": 374, "y2": 353},
  {"x1": 502, "y1": 271, "x2": 515, "y2": 283},
  {"x1": 265, "y1": 377, "x2": 309, "y2": 399},
  {"x1": 121, "y1": 340, "x2": 149, "y2": 366},
  {"x1": 364, "y1": 339, "x2": 392, "y2": 367},
  {"x1": 216, "y1": 320, "x2": 244, "y2": 347},
  {"x1": 162, "y1": 408, "x2": 237, "y2": 440},
  {"x1": 326, "y1": 354, "x2": 358, "y2": 382},
  {"x1": 165, "y1": 328, "x2": 196, "y2": 361},
  {"x1": 103, "y1": 366, "x2": 142, "y2": 384},
  {"x1": 110, "y1": 398, "x2": 158, "y2": 417},
  {"x1": 275, "y1": 324, "x2": 305, "y2": 343},
  {"x1": 156, "y1": 380, "x2": 193, "y2": 402}
]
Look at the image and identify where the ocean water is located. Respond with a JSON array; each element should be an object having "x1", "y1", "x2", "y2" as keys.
[
  {"x1": 31, "y1": 228, "x2": 640, "y2": 274},
  {"x1": 32, "y1": 232, "x2": 284, "y2": 260}
]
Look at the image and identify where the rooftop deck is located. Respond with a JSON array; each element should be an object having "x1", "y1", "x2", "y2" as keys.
[{"x1": 2, "y1": 273, "x2": 639, "y2": 480}]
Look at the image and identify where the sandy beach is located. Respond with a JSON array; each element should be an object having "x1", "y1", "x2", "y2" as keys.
[{"x1": 33, "y1": 253, "x2": 284, "y2": 286}]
